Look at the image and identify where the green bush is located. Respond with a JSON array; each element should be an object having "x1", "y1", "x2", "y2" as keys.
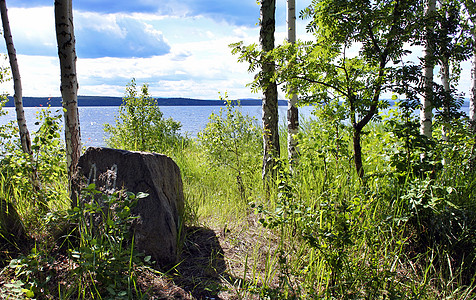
[
  {"x1": 0, "y1": 106, "x2": 67, "y2": 216},
  {"x1": 197, "y1": 93, "x2": 262, "y2": 202},
  {"x1": 104, "y1": 79, "x2": 183, "y2": 153},
  {"x1": 66, "y1": 184, "x2": 147, "y2": 298},
  {"x1": 7, "y1": 185, "x2": 148, "y2": 299},
  {"x1": 246, "y1": 101, "x2": 476, "y2": 298}
]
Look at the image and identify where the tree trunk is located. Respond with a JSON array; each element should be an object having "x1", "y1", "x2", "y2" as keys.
[
  {"x1": 350, "y1": 93, "x2": 365, "y2": 180},
  {"x1": 470, "y1": 32, "x2": 476, "y2": 134},
  {"x1": 352, "y1": 128, "x2": 364, "y2": 179},
  {"x1": 350, "y1": 62, "x2": 385, "y2": 180},
  {"x1": 0, "y1": 0, "x2": 31, "y2": 155},
  {"x1": 287, "y1": 0, "x2": 298, "y2": 168},
  {"x1": 440, "y1": 59, "x2": 451, "y2": 166},
  {"x1": 260, "y1": 0, "x2": 280, "y2": 182},
  {"x1": 471, "y1": 31, "x2": 476, "y2": 171},
  {"x1": 440, "y1": 59, "x2": 450, "y2": 142},
  {"x1": 54, "y1": 0, "x2": 81, "y2": 206},
  {"x1": 420, "y1": 0, "x2": 436, "y2": 138}
]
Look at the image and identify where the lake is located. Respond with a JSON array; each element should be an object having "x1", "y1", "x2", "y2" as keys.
[
  {"x1": 0, "y1": 103, "x2": 470, "y2": 148},
  {"x1": 0, "y1": 105, "x2": 315, "y2": 147}
]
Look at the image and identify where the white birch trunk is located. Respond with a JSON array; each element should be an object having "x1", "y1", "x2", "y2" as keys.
[
  {"x1": 420, "y1": 0, "x2": 436, "y2": 138},
  {"x1": 441, "y1": 60, "x2": 450, "y2": 142},
  {"x1": 0, "y1": 0, "x2": 32, "y2": 155},
  {"x1": 470, "y1": 31, "x2": 476, "y2": 133},
  {"x1": 260, "y1": 0, "x2": 280, "y2": 182},
  {"x1": 287, "y1": 0, "x2": 299, "y2": 167},
  {"x1": 440, "y1": 59, "x2": 451, "y2": 166},
  {"x1": 54, "y1": 0, "x2": 81, "y2": 205}
]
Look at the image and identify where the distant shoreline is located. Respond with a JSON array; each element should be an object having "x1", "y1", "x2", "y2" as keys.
[
  {"x1": 4, "y1": 96, "x2": 288, "y2": 107},
  {"x1": 3, "y1": 96, "x2": 471, "y2": 109}
]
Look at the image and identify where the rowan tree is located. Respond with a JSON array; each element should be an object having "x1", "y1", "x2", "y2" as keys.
[{"x1": 234, "y1": 0, "x2": 424, "y2": 179}]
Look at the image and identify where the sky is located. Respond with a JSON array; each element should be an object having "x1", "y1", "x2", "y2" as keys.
[
  {"x1": 0, "y1": 0, "x2": 311, "y2": 99},
  {"x1": 0, "y1": 0, "x2": 473, "y2": 100}
]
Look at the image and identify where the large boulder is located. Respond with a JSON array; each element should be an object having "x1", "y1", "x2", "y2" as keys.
[{"x1": 77, "y1": 147, "x2": 185, "y2": 267}]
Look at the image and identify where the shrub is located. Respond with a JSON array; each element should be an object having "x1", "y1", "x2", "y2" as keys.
[
  {"x1": 66, "y1": 184, "x2": 148, "y2": 298},
  {"x1": 0, "y1": 106, "x2": 67, "y2": 216},
  {"x1": 197, "y1": 93, "x2": 262, "y2": 202},
  {"x1": 104, "y1": 79, "x2": 183, "y2": 153}
]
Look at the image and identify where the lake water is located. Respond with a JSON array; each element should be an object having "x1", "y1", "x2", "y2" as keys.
[
  {"x1": 0, "y1": 105, "x2": 314, "y2": 147},
  {"x1": 0, "y1": 104, "x2": 470, "y2": 148}
]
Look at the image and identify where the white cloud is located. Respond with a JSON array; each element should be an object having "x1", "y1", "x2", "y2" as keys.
[
  {"x1": 2, "y1": 7, "x2": 172, "y2": 59},
  {"x1": 205, "y1": 31, "x2": 215, "y2": 39},
  {"x1": 232, "y1": 28, "x2": 249, "y2": 39},
  {"x1": 76, "y1": 12, "x2": 127, "y2": 38},
  {"x1": 75, "y1": 13, "x2": 171, "y2": 58},
  {"x1": 68, "y1": 14, "x2": 261, "y2": 99},
  {"x1": 5, "y1": 7, "x2": 56, "y2": 56},
  {"x1": 0, "y1": 55, "x2": 60, "y2": 96}
]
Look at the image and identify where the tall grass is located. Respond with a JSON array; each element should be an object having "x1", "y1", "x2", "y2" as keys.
[{"x1": 177, "y1": 103, "x2": 476, "y2": 298}]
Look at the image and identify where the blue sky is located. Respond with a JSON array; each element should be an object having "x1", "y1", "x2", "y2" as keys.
[{"x1": 0, "y1": 1, "x2": 472, "y2": 99}]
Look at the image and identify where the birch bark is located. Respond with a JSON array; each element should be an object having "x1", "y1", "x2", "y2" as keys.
[
  {"x1": 440, "y1": 60, "x2": 450, "y2": 142},
  {"x1": 440, "y1": 59, "x2": 451, "y2": 166},
  {"x1": 260, "y1": 0, "x2": 280, "y2": 181},
  {"x1": 420, "y1": 0, "x2": 436, "y2": 138},
  {"x1": 287, "y1": 0, "x2": 299, "y2": 168},
  {"x1": 0, "y1": 0, "x2": 32, "y2": 155},
  {"x1": 470, "y1": 32, "x2": 476, "y2": 133},
  {"x1": 54, "y1": 0, "x2": 81, "y2": 205}
]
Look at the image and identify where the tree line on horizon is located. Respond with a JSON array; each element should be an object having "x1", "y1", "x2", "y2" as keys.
[{"x1": 2, "y1": 96, "x2": 288, "y2": 107}]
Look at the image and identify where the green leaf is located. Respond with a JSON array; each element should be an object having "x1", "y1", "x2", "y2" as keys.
[
  {"x1": 23, "y1": 289, "x2": 35, "y2": 298},
  {"x1": 106, "y1": 286, "x2": 116, "y2": 295}
]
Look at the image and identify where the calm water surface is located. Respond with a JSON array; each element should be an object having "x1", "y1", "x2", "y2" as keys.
[
  {"x1": 1, "y1": 106, "x2": 314, "y2": 147},
  {"x1": 1, "y1": 104, "x2": 469, "y2": 148}
]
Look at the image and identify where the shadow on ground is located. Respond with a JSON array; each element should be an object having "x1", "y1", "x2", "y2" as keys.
[
  {"x1": 163, "y1": 220, "x2": 277, "y2": 299},
  {"x1": 136, "y1": 225, "x2": 236, "y2": 299},
  {"x1": 174, "y1": 226, "x2": 228, "y2": 299}
]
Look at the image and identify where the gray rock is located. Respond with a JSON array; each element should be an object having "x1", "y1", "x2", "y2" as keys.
[{"x1": 77, "y1": 147, "x2": 184, "y2": 267}]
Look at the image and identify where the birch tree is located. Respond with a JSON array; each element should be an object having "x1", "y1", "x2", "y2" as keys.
[
  {"x1": 433, "y1": 1, "x2": 472, "y2": 143},
  {"x1": 54, "y1": 0, "x2": 81, "y2": 205},
  {"x1": 0, "y1": 0, "x2": 31, "y2": 155},
  {"x1": 438, "y1": 3, "x2": 451, "y2": 143},
  {"x1": 466, "y1": 0, "x2": 476, "y2": 133},
  {"x1": 420, "y1": 0, "x2": 436, "y2": 138},
  {"x1": 471, "y1": 40, "x2": 476, "y2": 133},
  {"x1": 287, "y1": 0, "x2": 299, "y2": 167},
  {"x1": 260, "y1": 0, "x2": 280, "y2": 182}
]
